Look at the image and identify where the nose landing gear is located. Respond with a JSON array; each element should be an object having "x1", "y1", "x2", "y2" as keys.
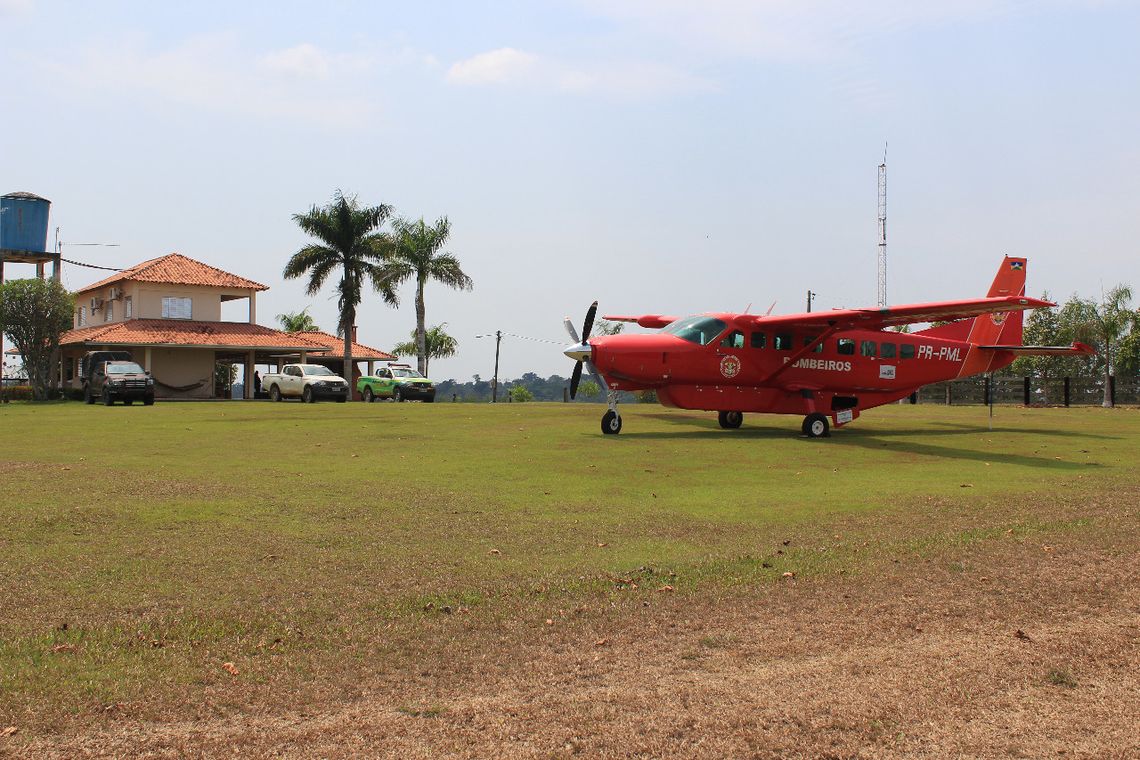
[{"x1": 601, "y1": 391, "x2": 622, "y2": 435}]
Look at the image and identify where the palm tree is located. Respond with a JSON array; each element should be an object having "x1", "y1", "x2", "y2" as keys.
[
  {"x1": 1087, "y1": 285, "x2": 1134, "y2": 408},
  {"x1": 386, "y1": 216, "x2": 474, "y2": 376},
  {"x1": 391, "y1": 323, "x2": 458, "y2": 377},
  {"x1": 276, "y1": 307, "x2": 320, "y2": 333},
  {"x1": 284, "y1": 191, "x2": 397, "y2": 394}
]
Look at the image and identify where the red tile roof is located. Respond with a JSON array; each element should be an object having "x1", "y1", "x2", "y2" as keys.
[
  {"x1": 78, "y1": 253, "x2": 269, "y2": 293},
  {"x1": 292, "y1": 331, "x2": 397, "y2": 361},
  {"x1": 61, "y1": 319, "x2": 332, "y2": 351}
]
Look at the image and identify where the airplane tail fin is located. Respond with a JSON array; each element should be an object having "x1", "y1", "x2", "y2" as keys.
[{"x1": 916, "y1": 256, "x2": 1027, "y2": 345}]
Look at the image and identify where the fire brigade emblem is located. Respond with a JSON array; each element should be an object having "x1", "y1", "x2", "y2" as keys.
[
  {"x1": 720, "y1": 355, "x2": 741, "y2": 379},
  {"x1": 991, "y1": 311, "x2": 1007, "y2": 326}
]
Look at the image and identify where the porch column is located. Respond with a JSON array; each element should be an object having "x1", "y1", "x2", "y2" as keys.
[
  {"x1": 368, "y1": 360, "x2": 375, "y2": 376},
  {"x1": 249, "y1": 292, "x2": 257, "y2": 325},
  {"x1": 144, "y1": 347, "x2": 152, "y2": 371},
  {"x1": 245, "y1": 350, "x2": 256, "y2": 399},
  {"x1": 299, "y1": 350, "x2": 307, "y2": 363}
]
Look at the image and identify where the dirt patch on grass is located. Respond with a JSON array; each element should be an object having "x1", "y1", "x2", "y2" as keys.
[{"x1": 9, "y1": 518, "x2": 1137, "y2": 758}]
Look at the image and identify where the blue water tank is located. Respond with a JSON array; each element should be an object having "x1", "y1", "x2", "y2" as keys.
[{"x1": 1, "y1": 192, "x2": 52, "y2": 253}]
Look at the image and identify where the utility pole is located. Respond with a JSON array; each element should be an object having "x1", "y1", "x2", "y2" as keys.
[
  {"x1": 491, "y1": 330, "x2": 501, "y2": 402},
  {"x1": 806, "y1": 290, "x2": 816, "y2": 312},
  {"x1": 877, "y1": 144, "x2": 888, "y2": 307}
]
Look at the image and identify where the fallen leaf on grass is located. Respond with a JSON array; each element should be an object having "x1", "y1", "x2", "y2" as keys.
[
  {"x1": 544, "y1": 619, "x2": 554, "y2": 626},
  {"x1": 594, "y1": 638, "x2": 607, "y2": 647},
  {"x1": 51, "y1": 644, "x2": 77, "y2": 654},
  {"x1": 596, "y1": 542, "x2": 608, "y2": 548},
  {"x1": 221, "y1": 662, "x2": 239, "y2": 676},
  {"x1": 1015, "y1": 629, "x2": 1032, "y2": 641},
  {"x1": 488, "y1": 548, "x2": 501, "y2": 555},
  {"x1": 960, "y1": 483, "x2": 974, "y2": 488},
  {"x1": 657, "y1": 585, "x2": 675, "y2": 593},
  {"x1": 782, "y1": 571, "x2": 796, "y2": 579},
  {"x1": 2, "y1": 726, "x2": 17, "y2": 737}
]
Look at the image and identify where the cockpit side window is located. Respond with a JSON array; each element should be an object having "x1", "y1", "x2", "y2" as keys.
[{"x1": 721, "y1": 330, "x2": 745, "y2": 349}]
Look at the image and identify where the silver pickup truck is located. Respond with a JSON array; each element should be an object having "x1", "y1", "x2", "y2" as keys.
[{"x1": 262, "y1": 364, "x2": 350, "y2": 403}]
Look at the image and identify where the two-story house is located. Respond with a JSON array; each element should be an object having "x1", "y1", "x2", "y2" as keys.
[{"x1": 58, "y1": 253, "x2": 390, "y2": 399}]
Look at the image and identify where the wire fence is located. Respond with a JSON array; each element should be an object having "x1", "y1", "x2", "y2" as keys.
[{"x1": 915, "y1": 375, "x2": 1140, "y2": 406}]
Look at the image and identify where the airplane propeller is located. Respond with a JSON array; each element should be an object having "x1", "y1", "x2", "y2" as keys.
[{"x1": 563, "y1": 301, "x2": 606, "y2": 400}]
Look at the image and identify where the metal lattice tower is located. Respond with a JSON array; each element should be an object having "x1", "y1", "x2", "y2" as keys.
[{"x1": 876, "y1": 151, "x2": 887, "y2": 307}]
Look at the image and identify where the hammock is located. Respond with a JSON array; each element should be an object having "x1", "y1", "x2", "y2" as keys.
[{"x1": 154, "y1": 376, "x2": 211, "y2": 392}]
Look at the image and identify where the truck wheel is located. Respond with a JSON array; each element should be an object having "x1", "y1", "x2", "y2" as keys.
[
  {"x1": 270, "y1": 385, "x2": 282, "y2": 402},
  {"x1": 144, "y1": 396, "x2": 155, "y2": 406},
  {"x1": 102, "y1": 388, "x2": 114, "y2": 406},
  {"x1": 363, "y1": 387, "x2": 374, "y2": 403},
  {"x1": 302, "y1": 386, "x2": 314, "y2": 404},
  {"x1": 84, "y1": 385, "x2": 95, "y2": 404},
  {"x1": 394, "y1": 387, "x2": 404, "y2": 402},
  {"x1": 124, "y1": 399, "x2": 134, "y2": 406}
]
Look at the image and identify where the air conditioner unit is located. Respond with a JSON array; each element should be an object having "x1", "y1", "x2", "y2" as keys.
[
  {"x1": 90, "y1": 297, "x2": 104, "y2": 310},
  {"x1": 109, "y1": 287, "x2": 122, "y2": 300}
]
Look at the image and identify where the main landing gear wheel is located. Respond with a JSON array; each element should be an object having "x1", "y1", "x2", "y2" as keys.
[
  {"x1": 601, "y1": 410, "x2": 622, "y2": 435},
  {"x1": 718, "y1": 411, "x2": 743, "y2": 429},
  {"x1": 802, "y1": 413, "x2": 830, "y2": 438}
]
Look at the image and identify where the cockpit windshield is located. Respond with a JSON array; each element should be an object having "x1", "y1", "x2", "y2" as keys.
[{"x1": 661, "y1": 316, "x2": 727, "y2": 346}]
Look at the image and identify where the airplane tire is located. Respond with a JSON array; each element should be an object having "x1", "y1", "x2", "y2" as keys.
[
  {"x1": 601, "y1": 410, "x2": 622, "y2": 435},
  {"x1": 802, "y1": 413, "x2": 830, "y2": 438},
  {"x1": 718, "y1": 410, "x2": 743, "y2": 429}
]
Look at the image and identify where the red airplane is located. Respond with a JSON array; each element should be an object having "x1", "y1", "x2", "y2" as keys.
[{"x1": 563, "y1": 257, "x2": 1094, "y2": 436}]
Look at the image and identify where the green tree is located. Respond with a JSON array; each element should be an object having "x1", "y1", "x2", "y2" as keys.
[
  {"x1": 508, "y1": 385, "x2": 534, "y2": 402},
  {"x1": 284, "y1": 191, "x2": 397, "y2": 394},
  {"x1": 385, "y1": 216, "x2": 474, "y2": 376},
  {"x1": 578, "y1": 380, "x2": 601, "y2": 399},
  {"x1": 0, "y1": 278, "x2": 74, "y2": 400},
  {"x1": 276, "y1": 307, "x2": 320, "y2": 332},
  {"x1": 391, "y1": 323, "x2": 458, "y2": 377},
  {"x1": 1082, "y1": 285, "x2": 1135, "y2": 407},
  {"x1": 1012, "y1": 292, "x2": 1063, "y2": 403}
]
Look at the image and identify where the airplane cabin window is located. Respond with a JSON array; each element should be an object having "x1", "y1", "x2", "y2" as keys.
[
  {"x1": 774, "y1": 333, "x2": 794, "y2": 350},
  {"x1": 750, "y1": 332, "x2": 766, "y2": 349},
  {"x1": 900, "y1": 344, "x2": 916, "y2": 359},
  {"x1": 837, "y1": 338, "x2": 856, "y2": 355},
  {"x1": 860, "y1": 340, "x2": 877, "y2": 357},
  {"x1": 721, "y1": 330, "x2": 745, "y2": 349},
  {"x1": 881, "y1": 342, "x2": 897, "y2": 359}
]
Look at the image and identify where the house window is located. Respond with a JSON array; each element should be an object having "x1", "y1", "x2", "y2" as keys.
[
  {"x1": 65, "y1": 358, "x2": 75, "y2": 380},
  {"x1": 77, "y1": 307, "x2": 87, "y2": 327},
  {"x1": 125, "y1": 297, "x2": 133, "y2": 319},
  {"x1": 162, "y1": 296, "x2": 192, "y2": 319},
  {"x1": 105, "y1": 300, "x2": 113, "y2": 322}
]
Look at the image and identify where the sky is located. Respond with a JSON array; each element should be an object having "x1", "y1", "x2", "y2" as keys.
[{"x1": 2, "y1": 0, "x2": 1138, "y2": 382}]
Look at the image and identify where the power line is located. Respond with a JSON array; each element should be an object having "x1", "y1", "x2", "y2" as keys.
[{"x1": 59, "y1": 257, "x2": 123, "y2": 272}]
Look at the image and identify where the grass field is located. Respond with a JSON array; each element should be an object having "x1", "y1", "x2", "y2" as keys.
[{"x1": 1, "y1": 400, "x2": 1137, "y2": 757}]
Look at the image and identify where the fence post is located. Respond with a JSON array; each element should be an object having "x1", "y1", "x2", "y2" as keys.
[
  {"x1": 1023, "y1": 377, "x2": 1030, "y2": 406},
  {"x1": 909, "y1": 391, "x2": 917, "y2": 405},
  {"x1": 1064, "y1": 377, "x2": 1070, "y2": 407},
  {"x1": 563, "y1": 387, "x2": 569, "y2": 403},
  {"x1": 945, "y1": 384, "x2": 952, "y2": 405}
]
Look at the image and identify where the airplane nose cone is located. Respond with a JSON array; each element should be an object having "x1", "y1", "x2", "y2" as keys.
[{"x1": 564, "y1": 342, "x2": 592, "y2": 363}]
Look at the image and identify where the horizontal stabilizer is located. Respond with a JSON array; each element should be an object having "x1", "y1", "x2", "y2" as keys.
[{"x1": 977, "y1": 342, "x2": 1096, "y2": 356}]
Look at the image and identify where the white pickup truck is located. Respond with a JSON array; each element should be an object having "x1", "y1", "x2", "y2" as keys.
[{"x1": 262, "y1": 364, "x2": 350, "y2": 403}]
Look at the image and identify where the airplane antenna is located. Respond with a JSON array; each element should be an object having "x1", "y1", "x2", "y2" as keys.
[
  {"x1": 743, "y1": 302, "x2": 752, "y2": 314},
  {"x1": 765, "y1": 301, "x2": 777, "y2": 316},
  {"x1": 877, "y1": 144, "x2": 888, "y2": 307}
]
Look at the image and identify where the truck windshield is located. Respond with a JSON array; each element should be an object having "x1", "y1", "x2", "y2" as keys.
[
  {"x1": 392, "y1": 368, "x2": 424, "y2": 378},
  {"x1": 661, "y1": 316, "x2": 727, "y2": 346},
  {"x1": 302, "y1": 366, "x2": 336, "y2": 376},
  {"x1": 106, "y1": 362, "x2": 145, "y2": 374}
]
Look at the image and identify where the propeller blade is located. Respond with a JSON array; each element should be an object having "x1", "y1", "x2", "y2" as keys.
[
  {"x1": 570, "y1": 360, "x2": 583, "y2": 400},
  {"x1": 581, "y1": 301, "x2": 598, "y2": 343},
  {"x1": 584, "y1": 360, "x2": 608, "y2": 394},
  {"x1": 563, "y1": 317, "x2": 581, "y2": 344}
]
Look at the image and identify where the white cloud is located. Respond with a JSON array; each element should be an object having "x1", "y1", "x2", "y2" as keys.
[
  {"x1": 446, "y1": 48, "x2": 539, "y2": 86},
  {"x1": 0, "y1": 0, "x2": 33, "y2": 15},
  {"x1": 44, "y1": 34, "x2": 383, "y2": 130},
  {"x1": 447, "y1": 47, "x2": 716, "y2": 97}
]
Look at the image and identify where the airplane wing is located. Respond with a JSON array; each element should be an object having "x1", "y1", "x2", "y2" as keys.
[
  {"x1": 602, "y1": 314, "x2": 678, "y2": 329},
  {"x1": 741, "y1": 295, "x2": 1054, "y2": 331},
  {"x1": 978, "y1": 342, "x2": 1096, "y2": 356}
]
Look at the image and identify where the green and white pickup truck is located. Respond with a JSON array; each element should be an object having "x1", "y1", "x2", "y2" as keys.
[
  {"x1": 263, "y1": 364, "x2": 350, "y2": 403},
  {"x1": 357, "y1": 363, "x2": 436, "y2": 403}
]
